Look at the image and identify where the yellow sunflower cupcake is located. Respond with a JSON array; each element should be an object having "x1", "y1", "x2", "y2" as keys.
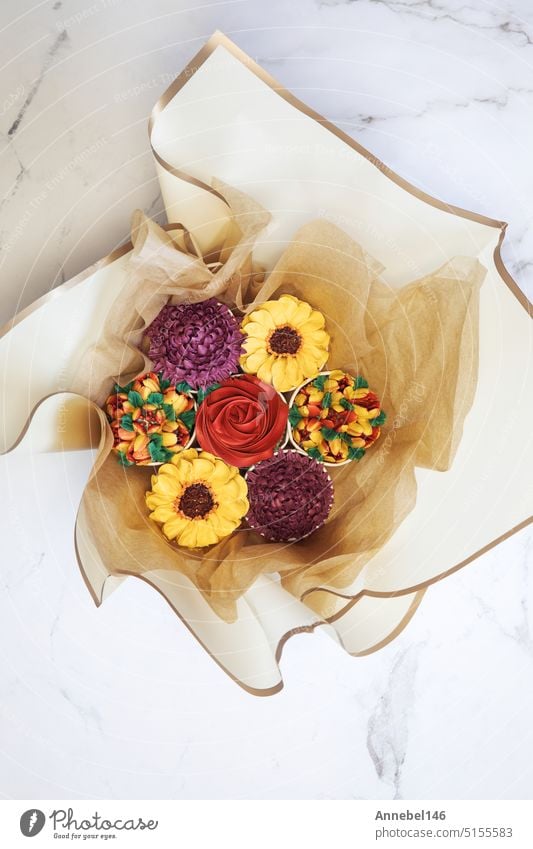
[
  {"x1": 240, "y1": 294, "x2": 330, "y2": 392},
  {"x1": 145, "y1": 448, "x2": 249, "y2": 548}
]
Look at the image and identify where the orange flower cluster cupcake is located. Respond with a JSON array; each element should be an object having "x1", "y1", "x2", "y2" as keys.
[
  {"x1": 288, "y1": 370, "x2": 385, "y2": 465},
  {"x1": 105, "y1": 372, "x2": 195, "y2": 466}
]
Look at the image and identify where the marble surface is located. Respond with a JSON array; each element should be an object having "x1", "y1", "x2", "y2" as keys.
[{"x1": 0, "y1": 0, "x2": 532, "y2": 800}]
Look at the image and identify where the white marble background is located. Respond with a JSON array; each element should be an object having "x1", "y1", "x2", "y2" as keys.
[{"x1": 0, "y1": 0, "x2": 532, "y2": 800}]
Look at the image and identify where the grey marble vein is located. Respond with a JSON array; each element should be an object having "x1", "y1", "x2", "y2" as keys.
[
  {"x1": 366, "y1": 645, "x2": 421, "y2": 798},
  {"x1": 7, "y1": 29, "x2": 68, "y2": 138},
  {"x1": 319, "y1": 0, "x2": 533, "y2": 47}
]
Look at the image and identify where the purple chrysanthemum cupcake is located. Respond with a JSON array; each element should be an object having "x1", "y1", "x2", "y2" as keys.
[
  {"x1": 144, "y1": 299, "x2": 243, "y2": 390},
  {"x1": 246, "y1": 450, "x2": 334, "y2": 542}
]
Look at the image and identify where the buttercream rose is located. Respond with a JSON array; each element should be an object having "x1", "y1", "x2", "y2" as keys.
[{"x1": 195, "y1": 374, "x2": 288, "y2": 467}]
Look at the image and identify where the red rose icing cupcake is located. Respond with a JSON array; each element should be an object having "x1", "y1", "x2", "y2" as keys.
[{"x1": 195, "y1": 374, "x2": 288, "y2": 468}]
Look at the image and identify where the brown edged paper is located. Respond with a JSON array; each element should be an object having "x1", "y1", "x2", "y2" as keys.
[
  {"x1": 77, "y1": 208, "x2": 484, "y2": 623},
  {"x1": 2, "y1": 32, "x2": 530, "y2": 694}
]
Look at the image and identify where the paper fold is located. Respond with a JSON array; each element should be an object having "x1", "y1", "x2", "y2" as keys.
[{"x1": 1, "y1": 32, "x2": 530, "y2": 695}]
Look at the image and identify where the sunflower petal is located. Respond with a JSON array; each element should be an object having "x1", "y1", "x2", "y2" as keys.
[
  {"x1": 191, "y1": 457, "x2": 216, "y2": 479},
  {"x1": 289, "y1": 300, "x2": 313, "y2": 326},
  {"x1": 152, "y1": 473, "x2": 180, "y2": 496},
  {"x1": 218, "y1": 497, "x2": 249, "y2": 522},
  {"x1": 245, "y1": 309, "x2": 276, "y2": 329},
  {"x1": 150, "y1": 506, "x2": 178, "y2": 523},
  {"x1": 176, "y1": 523, "x2": 198, "y2": 548},
  {"x1": 300, "y1": 311, "x2": 326, "y2": 333},
  {"x1": 162, "y1": 516, "x2": 188, "y2": 540},
  {"x1": 269, "y1": 357, "x2": 286, "y2": 389},
  {"x1": 306, "y1": 328, "x2": 330, "y2": 348},
  {"x1": 209, "y1": 513, "x2": 240, "y2": 536},
  {"x1": 260, "y1": 299, "x2": 294, "y2": 323},
  {"x1": 195, "y1": 521, "x2": 223, "y2": 547},
  {"x1": 242, "y1": 336, "x2": 267, "y2": 354},
  {"x1": 210, "y1": 459, "x2": 233, "y2": 485},
  {"x1": 242, "y1": 348, "x2": 268, "y2": 373},
  {"x1": 256, "y1": 354, "x2": 275, "y2": 384},
  {"x1": 146, "y1": 492, "x2": 174, "y2": 510},
  {"x1": 296, "y1": 349, "x2": 322, "y2": 380},
  {"x1": 282, "y1": 355, "x2": 304, "y2": 389},
  {"x1": 242, "y1": 321, "x2": 270, "y2": 340}
]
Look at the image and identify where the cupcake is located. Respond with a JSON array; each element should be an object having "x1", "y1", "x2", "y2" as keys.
[
  {"x1": 240, "y1": 294, "x2": 329, "y2": 392},
  {"x1": 144, "y1": 298, "x2": 242, "y2": 390},
  {"x1": 288, "y1": 370, "x2": 386, "y2": 465},
  {"x1": 105, "y1": 371, "x2": 195, "y2": 466},
  {"x1": 195, "y1": 374, "x2": 288, "y2": 468},
  {"x1": 146, "y1": 448, "x2": 249, "y2": 548},
  {"x1": 246, "y1": 450, "x2": 334, "y2": 542}
]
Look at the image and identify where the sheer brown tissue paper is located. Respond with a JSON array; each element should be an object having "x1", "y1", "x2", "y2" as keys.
[{"x1": 73, "y1": 180, "x2": 485, "y2": 624}]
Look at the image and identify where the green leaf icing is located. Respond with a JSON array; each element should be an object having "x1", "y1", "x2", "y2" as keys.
[
  {"x1": 288, "y1": 406, "x2": 302, "y2": 427},
  {"x1": 312, "y1": 374, "x2": 328, "y2": 390},
  {"x1": 114, "y1": 380, "x2": 133, "y2": 394},
  {"x1": 119, "y1": 413, "x2": 134, "y2": 431},
  {"x1": 117, "y1": 450, "x2": 134, "y2": 467},
  {"x1": 178, "y1": 409, "x2": 196, "y2": 432},
  {"x1": 162, "y1": 403, "x2": 176, "y2": 422},
  {"x1": 148, "y1": 435, "x2": 172, "y2": 464},
  {"x1": 127, "y1": 390, "x2": 144, "y2": 409},
  {"x1": 175, "y1": 380, "x2": 193, "y2": 395},
  {"x1": 321, "y1": 391, "x2": 332, "y2": 409},
  {"x1": 197, "y1": 383, "x2": 221, "y2": 404}
]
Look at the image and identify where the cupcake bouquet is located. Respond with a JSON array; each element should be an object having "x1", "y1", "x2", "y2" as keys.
[{"x1": 104, "y1": 294, "x2": 386, "y2": 548}]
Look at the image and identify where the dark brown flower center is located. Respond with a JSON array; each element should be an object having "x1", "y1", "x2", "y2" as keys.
[
  {"x1": 268, "y1": 325, "x2": 301, "y2": 355},
  {"x1": 179, "y1": 483, "x2": 214, "y2": 518}
]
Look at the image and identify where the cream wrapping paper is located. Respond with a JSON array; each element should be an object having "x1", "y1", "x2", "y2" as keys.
[
  {"x1": 0, "y1": 33, "x2": 531, "y2": 694},
  {"x1": 74, "y1": 208, "x2": 484, "y2": 624}
]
